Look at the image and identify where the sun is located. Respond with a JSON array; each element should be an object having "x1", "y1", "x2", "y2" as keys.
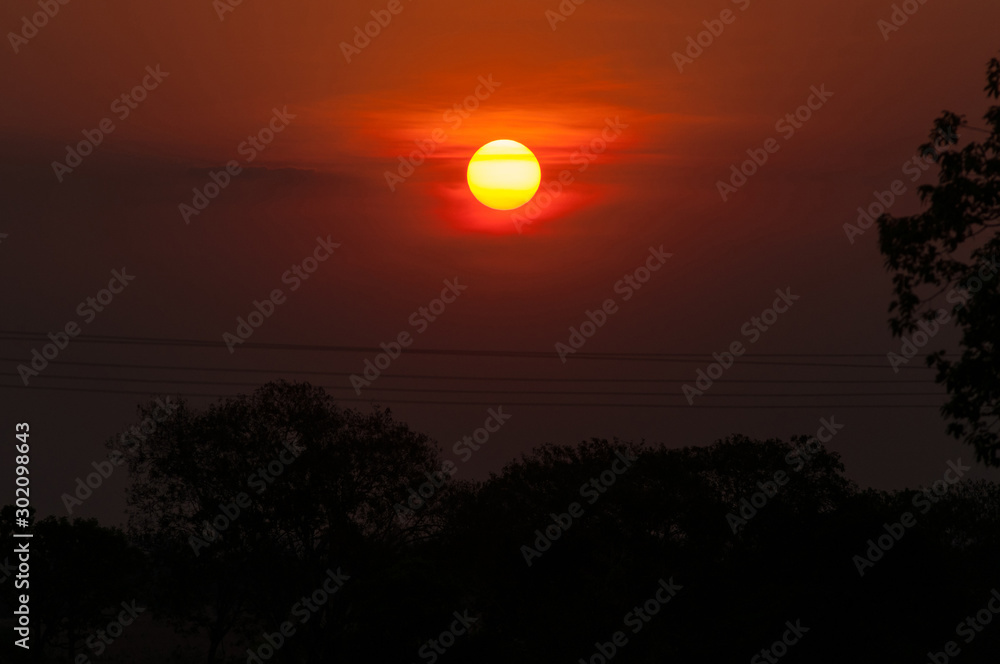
[{"x1": 466, "y1": 140, "x2": 541, "y2": 210}]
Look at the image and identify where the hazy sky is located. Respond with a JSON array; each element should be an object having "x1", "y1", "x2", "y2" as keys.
[{"x1": 3, "y1": 0, "x2": 1000, "y2": 522}]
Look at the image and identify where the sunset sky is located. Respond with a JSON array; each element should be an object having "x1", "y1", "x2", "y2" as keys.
[{"x1": 3, "y1": 0, "x2": 1000, "y2": 521}]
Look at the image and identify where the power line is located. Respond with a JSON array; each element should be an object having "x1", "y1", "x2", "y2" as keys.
[
  {"x1": 0, "y1": 331, "x2": 948, "y2": 367},
  {"x1": 9, "y1": 373, "x2": 946, "y2": 398},
  {"x1": 1, "y1": 358, "x2": 940, "y2": 384},
  {"x1": 0, "y1": 383, "x2": 945, "y2": 408},
  {"x1": 961, "y1": 123, "x2": 993, "y2": 134},
  {"x1": 0, "y1": 356, "x2": 937, "y2": 383}
]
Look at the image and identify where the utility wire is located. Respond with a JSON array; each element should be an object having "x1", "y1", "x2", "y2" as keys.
[
  {"x1": 0, "y1": 356, "x2": 937, "y2": 383},
  {"x1": 0, "y1": 383, "x2": 946, "y2": 408},
  {"x1": 7, "y1": 372, "x2": 947, "y2": 398},
  {"x1": 0, "y1": 332, "x2": 940, "y2": 368}
]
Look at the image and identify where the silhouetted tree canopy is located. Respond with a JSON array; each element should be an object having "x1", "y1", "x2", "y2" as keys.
[
  {"x1": 0, "y1": 510, "x2": 145, "y2": 663},
  {"x1": 879, "y1": 53, "x2": 1000, "y2": 466},
  {"x1": 110, "y1": 381, "x2": 452, "y2": 663},
  {"x1": 11, "y1": 382, "x2": 999, "y2": 662}
]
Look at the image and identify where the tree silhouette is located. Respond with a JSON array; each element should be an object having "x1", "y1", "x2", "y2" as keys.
[
  {"x1": 0, "y1": 509, "x2": 146, "y2": 663},
  {"x1": 879, "y1": 53, "x2": 1000, "y2": 466},
  {"x1": 111, "y1": 380, "x2": 450, "y2": 662},
  {"x1": 30, "y1": 381, "x2": 992, "y2": 662}
]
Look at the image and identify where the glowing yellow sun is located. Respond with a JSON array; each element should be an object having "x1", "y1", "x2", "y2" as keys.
[{"x1": 466, "y1": 140, "x2": 541, "y2": 210}]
